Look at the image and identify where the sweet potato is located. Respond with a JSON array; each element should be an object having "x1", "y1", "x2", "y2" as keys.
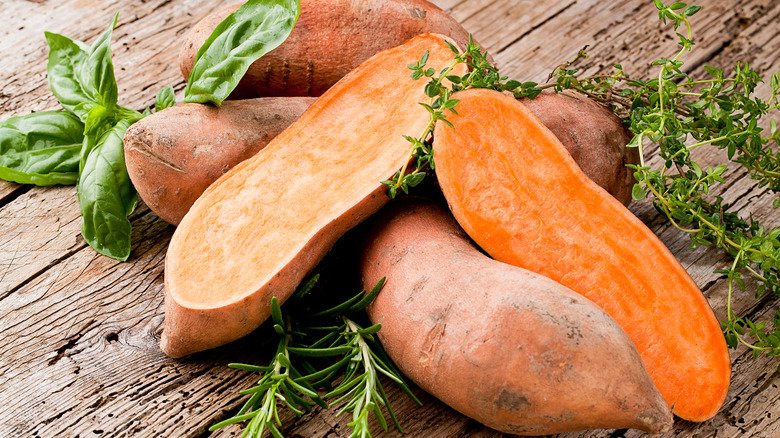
[
  {"x1": 123, "y1": 97, "x2": 315, "y2": 225},
  {"x1": 179, "y1": 0, "x2": 474, "y2": 98},
  {"x1": 361, "y1": 198, "x2": 672, "y2": 435},
  {"x1": 432, "y1": 88, "x2": 731, "y2": 422},
  {"x1": 522, "y1": 90, "x2": 638, "y2": 206},
  {"x1": 161, "y1": 34, "x2": 467, "y2": 358}
]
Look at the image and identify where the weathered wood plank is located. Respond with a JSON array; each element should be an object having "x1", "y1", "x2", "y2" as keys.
[{"x1": 1, "y1": 0, "x2": 779, "y2": 437}]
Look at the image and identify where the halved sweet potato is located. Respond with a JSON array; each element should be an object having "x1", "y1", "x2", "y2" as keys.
[
  {"x1": 180, "y1": 0, "x2": 475, "y2": 97},
  {"x1": 361, "y1": 198, "x2": 672, "y2": 435},
  {"x1": 124, "y1": 97, "x2": 315, "y2": 225},
  {"x1": 432, "y1": 88, "x2": 730, "y2": 422},
  {"x1": 161, "y1": 34, "x2": 466, "y2": 358}
]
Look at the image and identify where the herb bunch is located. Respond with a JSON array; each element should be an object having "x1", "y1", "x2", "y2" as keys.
[
  {"x1": 210, "y1": 275, "x2": 420, "y2": 438},
  {"x1": 546, "y1": 1, "x2": 780, "y2": 356},
  {"x1": 0, "y1": 0, "x2": 299, "y2": 260},
  {"x1": 382, "y1": 37, "x2": 542, "y2": 196}
]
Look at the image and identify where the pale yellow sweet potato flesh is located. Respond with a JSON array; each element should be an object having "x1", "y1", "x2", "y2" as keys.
[
  {"x1": 180, "y1": 0, "x2": 474, "y2": 97},
  {"x1": 161, "y1": 34, "x2": 466, "y2": 358},
  {"x1": 361, "y1": 198, "x2": 673, "y2": 435},
  {"x1": 124, "y1": 97, "x2": 315, "y2": 225}
]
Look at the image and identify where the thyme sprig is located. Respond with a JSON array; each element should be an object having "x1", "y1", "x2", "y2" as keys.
[
  {"x1": 544, "y1": 2, "x2": 780, "y2": 356},
  {"x1": 382, "y1": 37, "x2": 541, "y2": 196},
  {"x1": 211, "y1": 275, "x2": 419, "y2": 437}
]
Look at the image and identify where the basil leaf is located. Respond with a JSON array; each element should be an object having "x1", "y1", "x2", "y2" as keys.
[
  {"x1": 44, "y1": 32, "x2": 92, "y2": 118},
  {"x1": 0, "y1": 111, "x2": 84, "y2": 186},
  {"x1": 78, "y1": 118, "x2": 137, "y2": 261},
  {"x1": 184, "y1": 0, "x2": 300, "y2": 105},
  {"x1": 79, "y1": 13, "x2": 119, "y2": 108},
  {"x1": 155, "y1": 86, "x2": 176, "y2": 111}
]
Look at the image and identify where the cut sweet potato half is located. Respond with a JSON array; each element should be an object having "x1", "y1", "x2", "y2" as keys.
[
  {"x1": 161, "y1": 34, "x2": 466, "y2": 358},
  {"x1": 432, "y1": 88, "x2": 730, "y2": 422}
]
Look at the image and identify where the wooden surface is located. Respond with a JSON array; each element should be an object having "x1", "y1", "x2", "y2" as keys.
[{"x1": 1, "y1": 0, "x2": 779, "y2": 437}]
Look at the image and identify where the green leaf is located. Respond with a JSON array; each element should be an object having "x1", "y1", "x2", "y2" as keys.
[
  {"x1": 79, "y1": 14, "x2": 119, "y2": 109},
  {"x1": 357, "y1": 324, "x2": 382, "y2": 335},
  {"x1": 349, "y1": 277, "x2": 386, "y2": 312},
  {"x1": 669, "y1": 2, "x2": 687, "y2": 10},
  {"x1": 155, "y1": 86, "x2": 176, "y2": 111},
  {"x1": 444, "y1": 40, "x2": 459, "y2": 54},
  {"x1": 725, "y1": 332, "x2": 738, "y2": 349},
  {"x1": 403, "y1": 172, "x2": 426, "y2": 188},
  {"x1": 271, "y1": 297, "x2": 284, "y2": 326},
  {"x1": 77, "y1": 117, "x2": 137, "y2": 261},
  {"x1": 287, "y1": 346, "x2": 353, "y2": 357},
  {"x1": 45, "y1": 14, "x2": 120, "y2": 119},
  {"x1": 424, "y1": 82, "x2": 441, "y2": 98},
  {"x1": 44, "y1": 32, "x2": 91, "y2": 117},
  {"x1": 631, "y1": 183, "x2": 646, "y2": 201},
  {"x1": 0, "y1": 111, "x2": 84, "y2": 185},
  {"x1": 684, "y1": 5, "x2": 701, "y2": 16},
  {"x1": 184, "y1": 0, "x2": 300, "y2": 105},
  {"x1": 504, "y1": 79, "x2": 522, "y2": 90}
]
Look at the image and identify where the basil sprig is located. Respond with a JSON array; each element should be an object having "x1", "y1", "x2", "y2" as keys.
[
  {"x1": 184, "y1": 0, "x2": 300, "y2": 105},
  {"x1": 2, "y1": 2, "x2": 299, "y2": 260},
  {"x1": 41, "y1": 15, "x2": 144, "y2": 260}
]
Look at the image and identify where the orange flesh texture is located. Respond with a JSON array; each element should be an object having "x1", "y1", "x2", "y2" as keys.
[
  {"x1": 166, "y1": 36, "x2": 463, "y2": 314},
  {"x1": 432, "y1": 88, "x2": 730, "y2": 422}
]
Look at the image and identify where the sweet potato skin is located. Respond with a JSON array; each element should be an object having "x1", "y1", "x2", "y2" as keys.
[
  {"x1": 361, "y1": 198, "x2": 672, "y2": 435},
  {"x1": 433, "y1": 88, "x2": 731, "y2": 422},
  {"x1": 161, "y1": 34, "x2": 467, "y2": 358},
  {"x1": 180, "y1": 0, "x2": 473, "y2": 98},
  {"x1": 522, "y1": 90, "x2": 638, "y2": 206},
  {"x1": 123, "y1": 97, "x2": 315, "y2": 225}
]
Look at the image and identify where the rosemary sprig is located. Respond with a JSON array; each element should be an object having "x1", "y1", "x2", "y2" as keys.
[
  {"x1": 209, "y1": 297, "x2": 326, "y2": 438},
  {"x1": 212, "y1": 275, "x2": 419, "y2": 437},
  {"x1": 324, "y1": 316, "x2": 420, "y2": 438}
]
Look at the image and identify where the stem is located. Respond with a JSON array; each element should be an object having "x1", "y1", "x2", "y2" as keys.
[{"x1": 393, "y1": 57, "x2": 463, "y2": 192}]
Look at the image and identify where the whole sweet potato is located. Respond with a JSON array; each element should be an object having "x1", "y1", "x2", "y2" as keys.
[
  {"x1": 522, "y1": 90, "x2": 639, "y2": 206},
  {"x1": 123, "y1": 97, "x2": 314, "y2": 225},
  {"x1": 361, "y1": 198, "x2": 672, "y2": 435},
  {"x1": 180, "y1": 0, "x2": 474, "y2": 98}
]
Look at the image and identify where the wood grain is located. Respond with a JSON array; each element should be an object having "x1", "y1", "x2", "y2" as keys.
[{"x1": 1, "y1": 0, "x2": 779, "y2": 437}]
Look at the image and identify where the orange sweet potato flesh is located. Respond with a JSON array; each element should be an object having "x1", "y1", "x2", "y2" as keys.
[
  {"x1": 361, "y1": 198, "x2": 673, "y2": 435},
  {"x1": 522, "y1": 90, "x2": 639, "y2": 206},
  {"x1": 124, "y1": 97, "x2": 315, "y2": 225},
  {"x1": 161, "y1": 34, "x2": 466, "y2": 358},
  {"x1": 432, "y1": 88, "x2": 731, "y2": 422},
  {"x1": 180, "y1": 0, "x2": 475, "y2": 98}
]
